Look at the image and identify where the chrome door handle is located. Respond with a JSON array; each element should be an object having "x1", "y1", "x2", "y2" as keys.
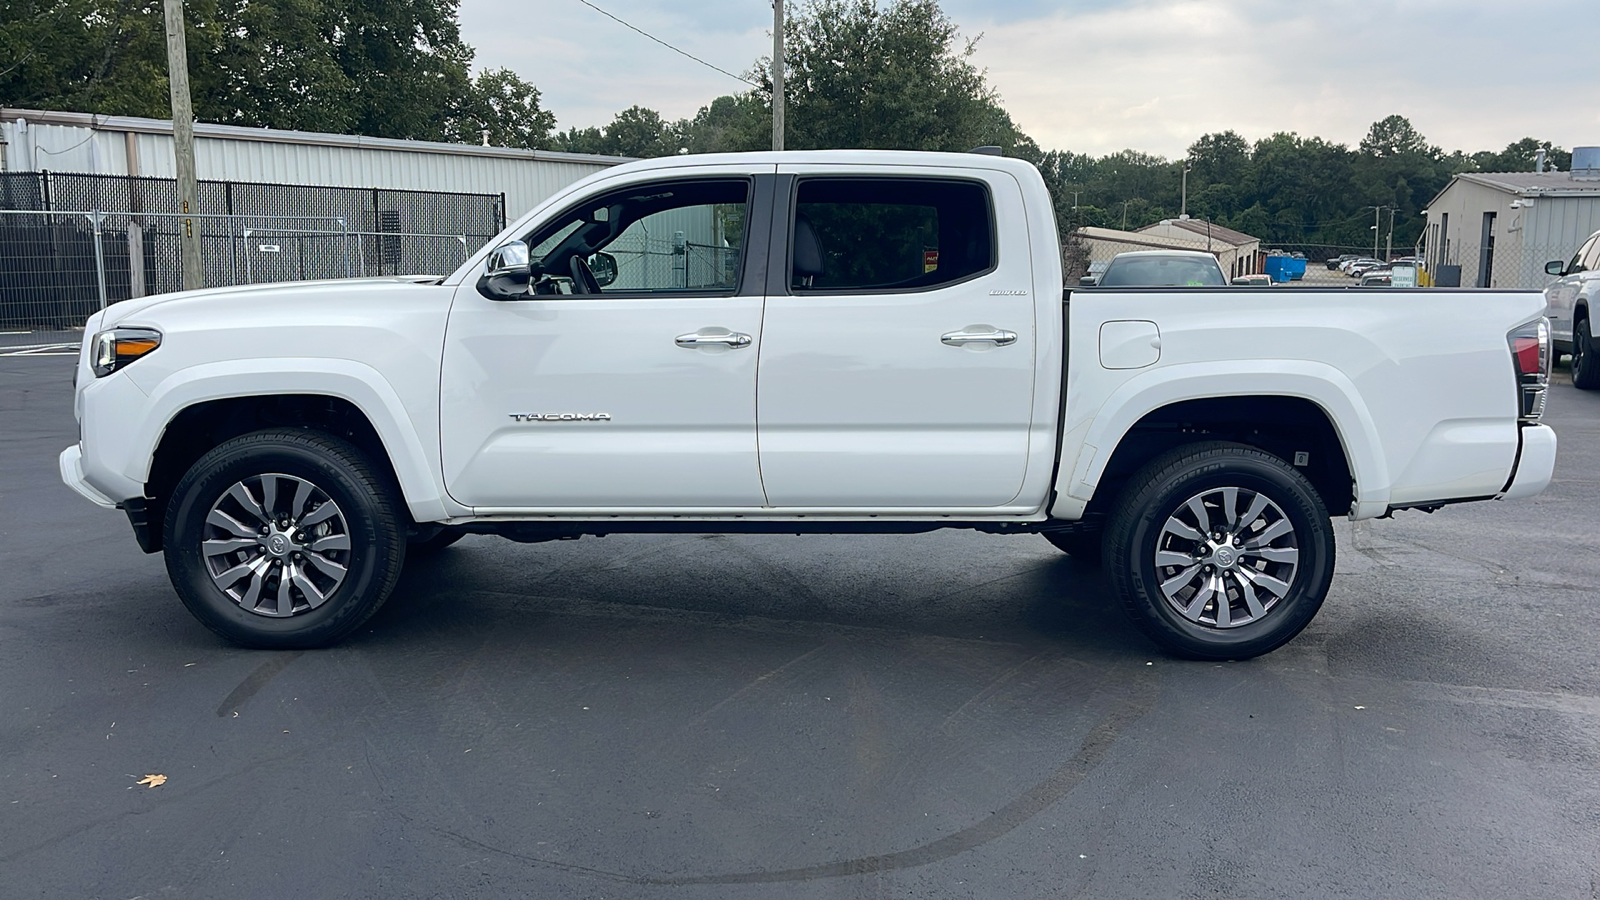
[
  {"x1": 675, "y1": 331, "x2": 752, "y2": 349},
  {"x1": 941, "y1": 328, "x2": 1017, "y2": 347}
]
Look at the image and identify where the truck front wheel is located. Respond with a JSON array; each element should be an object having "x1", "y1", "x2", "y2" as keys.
[
  {"x1": 1104, "y1": 442, "x2": 1334, "y2": 660},
  {"x1": 162, "y1": 429, "x2": 407, "y2": 649}
]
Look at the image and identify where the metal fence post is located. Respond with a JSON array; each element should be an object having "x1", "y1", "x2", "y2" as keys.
[
  {"x1": 338, "y1": 217, "x2": 351, "y2": 278},
  {"x1": 242, "y1": 227, "x2": 253, "y2": 284},
  {"x1": 87, "y1": 209, "x2": 109, "y2": 309}
]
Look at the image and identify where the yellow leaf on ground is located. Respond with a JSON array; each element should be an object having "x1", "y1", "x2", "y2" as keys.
[{"x1": 136, "y1": 774, "x2": 166, "y2": 788}]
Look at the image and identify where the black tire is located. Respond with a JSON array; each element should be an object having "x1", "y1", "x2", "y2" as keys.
[
  {"x1": 1041, "y1": 529, "x2": 1103, "y2": 565},
  {"x1": 1573, "y1": 317, "x2": 1599, "y2": 390},
  {"x1": 1104, "y1": 442, "x2": 1335, "y2": 660},
  {"x1": 408, "y1": 527, "x2": 465, "y2": 555},
  {"x1": 163, "y1": 429, "x2": 406, "y2": 649}
]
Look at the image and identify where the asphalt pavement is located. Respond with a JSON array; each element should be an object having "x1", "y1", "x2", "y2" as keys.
[{"x1": 3, "y1": 353, "x2": 1598, "y2": 899}]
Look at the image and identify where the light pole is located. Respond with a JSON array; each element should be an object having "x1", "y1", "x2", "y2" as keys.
[
  {"x1": 1385, "y1": 206, "x2": 1397, "y2": 261},
  {"x1": 1363, "y1": 205, "x2": 1389, "y2": 260}
]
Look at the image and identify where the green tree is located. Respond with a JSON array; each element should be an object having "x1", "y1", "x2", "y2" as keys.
[
  {"x1": 0, "y1": 0, "x2": 174, "y2": 119},
  {"x1": 0, "y1": 0, "x2": 558, "y2": 145},
  {"x1": 458, "y1": 67, "x2": 557, "y2": 149},
  {"x1": 765, "y1": 0, "x2": 1025, "y2": 152},
  {"x1": 1358, "y1": 114, "x2": 1440, "y2": 159},
  {"x1": 1471, "y1": 138, "x2": 1572, "y2": 173},
  {"x1": 1187, "y1": 131, "x2": 1251, "y2": 189},
  {"x1": 551, "y1": 105, "x2": 685, "y2": 157}
]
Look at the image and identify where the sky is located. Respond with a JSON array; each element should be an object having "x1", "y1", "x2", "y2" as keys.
[{"x1": 459, "y1": 0, "x2": 1598, "y2": 159}]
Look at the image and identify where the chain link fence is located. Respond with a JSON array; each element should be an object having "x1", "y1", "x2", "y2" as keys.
[
  {"x1": 1427, "y1": 241, "x2": 1573, "y2": 290},
  {"x1": 604, "y1": 232, "x2": 741, "y2": 292},
  {"x1": 0, "y1": 171, "x2": 504, "y2": 330}
]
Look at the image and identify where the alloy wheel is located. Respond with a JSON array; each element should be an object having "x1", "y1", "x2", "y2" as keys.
[
  {"x1": 1152, "y1": 485, "x2": 1300, "y2": 628},
  {"x1": 201, "y1": 473, "x2": 351, "y2": 617}
]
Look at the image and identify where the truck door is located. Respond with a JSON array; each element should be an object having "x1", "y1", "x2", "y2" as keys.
[
  {"x1": 440, "y1": 168, "x2": 774, "y2": 510},
  {"x1": 756, "y1": 167, "x2": 1037, "y2": 508}
]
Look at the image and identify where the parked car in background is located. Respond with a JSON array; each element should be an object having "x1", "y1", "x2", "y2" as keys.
[
  {"x1": 1347, "y1": 259, "x2": 1386, "y2": 278},
  {"x1": 1231, "y1": 274, "x2": 1273, "y2": 286},
  {"x1": 1359, "y1": 271, "x2": 1392, "y2": 287},
  {"x1": 1327, "y1": 254, "x2": 1361, "y2": 270},
  {"x1": 1091, "y1": 250, "x2": 1227, "y2": 287},
  {"x1": 1545, "y1": 228, "x2": 1600, "y2": 388}
]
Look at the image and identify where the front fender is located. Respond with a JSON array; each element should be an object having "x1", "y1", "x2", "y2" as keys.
[
  {"x1": 1049, "y1": 361, "x2": 1391, "y2": 520},
  {"x1": 126, "y1": 358, "x2": 454, "y2": 523}
]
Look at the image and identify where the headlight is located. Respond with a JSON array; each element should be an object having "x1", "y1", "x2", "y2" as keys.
[{"x1": 91, "y1": 327, "x2": 162, "y2": 378}]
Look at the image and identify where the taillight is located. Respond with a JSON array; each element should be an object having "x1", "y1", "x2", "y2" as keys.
[{"x1": 1507, "y1": 318, "x2": 1550, "y2": 422}]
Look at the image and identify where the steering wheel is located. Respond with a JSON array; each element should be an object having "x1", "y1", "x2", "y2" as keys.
[{"x1": 569, "y1": 255, "x2": 601, "y2": 295}]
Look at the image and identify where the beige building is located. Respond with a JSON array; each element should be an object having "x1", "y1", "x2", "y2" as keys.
[
  {"x1": 1073, "y1": 219, "x2": 1262, "y2": 281},
  {"x1": 1136, "y1": 218, "x2": 1263, "y2": 279},
  {"x1": 1422, "y1": 156, "x2": 1600, "y2": 289}
]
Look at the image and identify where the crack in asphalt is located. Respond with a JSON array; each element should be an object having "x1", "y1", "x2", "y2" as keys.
[
  {"x1": 431, "y1": 666, "x2": 1161, "y2": 885},
  {"x1": 214, "y1": 651, "x2": 304, "y2": 716}
]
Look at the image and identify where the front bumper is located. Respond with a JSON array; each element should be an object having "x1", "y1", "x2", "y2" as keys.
[
  {"x1": 59, "y1": 444, "x2": 117, "y2": 509},
  {"x1": 1499, "y1": 425, "x2": 1557, "y2": 501}
]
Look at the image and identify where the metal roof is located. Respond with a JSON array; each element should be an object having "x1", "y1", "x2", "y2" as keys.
[
  {"x1": 0, "y1": 108, "x2": 632, "y2": 167},
  {"x1": 1452, "y1": 171, "x2": 1600, "y2": 196},
  {"x1": 1137, "y1": 217, "x2": 1260, "y2": 247}
]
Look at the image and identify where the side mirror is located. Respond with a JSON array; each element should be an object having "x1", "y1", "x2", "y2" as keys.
[
  {"x1": 487, "y1": 241, "x2": 531, "y2": 277},
  {"x1": 589, "y1": 251, "x2": 618, "y2": 288},
  {"x1": 1079, "y1": 275, "x2": 1098, "y2": 286},
  {"x1": 477, "y1": 240, "x2": 533, "y2": 300},
  {"x1": 1545, "y1": 260, "x2": 1566, "y2": 276}
]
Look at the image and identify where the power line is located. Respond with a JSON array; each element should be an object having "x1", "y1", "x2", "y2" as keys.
[{"x1": 574, "y1": 0, "x2": 760, "y2": 88}]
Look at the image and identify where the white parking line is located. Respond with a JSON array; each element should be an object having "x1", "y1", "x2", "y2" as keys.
[{"x1": 0, "y1": 344, "x2": 79, "y2": 356}]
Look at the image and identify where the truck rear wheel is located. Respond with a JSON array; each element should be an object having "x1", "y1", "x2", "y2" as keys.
[
  {"x1": 162, "y1": 429, "x2": 406, "y2": 649},
  {"x1": 1105, "y1": 442, "x2": 1334, "y2": 660}
]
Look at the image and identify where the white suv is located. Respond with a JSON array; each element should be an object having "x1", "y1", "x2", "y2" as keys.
[{"x1": 1545, "y1": 228, "x2": 1600, "y2": 388}]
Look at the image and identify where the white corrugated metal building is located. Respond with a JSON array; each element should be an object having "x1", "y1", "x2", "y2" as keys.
[
  {"x1": 1423, "y1": 151, "x2": 1600, "y2": 289},
  {"x1": 0, "y1": 108, "x2": 626, "y2": 217}
]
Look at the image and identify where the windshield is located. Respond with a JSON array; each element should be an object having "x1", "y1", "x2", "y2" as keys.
[{"x1": 1099, "y1": 255, "x2": 1226, "y2": 287}]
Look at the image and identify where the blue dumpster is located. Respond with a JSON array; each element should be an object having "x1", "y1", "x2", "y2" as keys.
[{"x1": 1263, "y1": 255, "x2": 1294, "y2": 283}]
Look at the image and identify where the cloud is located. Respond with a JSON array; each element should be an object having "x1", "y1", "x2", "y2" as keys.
[
  {"x1": 461, "y1": 0, "x2": 770, "y2": 131},
  {"x1": 967, "y1": 0, "x2": 1594, "y2": 156},
  {"x1": 459, "y1": 0, "x2": 1594, "y2": 156}
]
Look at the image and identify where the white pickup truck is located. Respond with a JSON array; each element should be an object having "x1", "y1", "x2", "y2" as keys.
[{"x1": 60, "y1": 150, "x2": 1557, "y2": 659}]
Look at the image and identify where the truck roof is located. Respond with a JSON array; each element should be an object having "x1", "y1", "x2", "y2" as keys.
[{"x1": 600, "y1": 149, "x2": 1041, "y2": 178}]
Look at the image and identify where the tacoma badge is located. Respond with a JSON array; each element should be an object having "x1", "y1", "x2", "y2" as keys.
[{"x1": 509, "y1": 413, "x2": 612, "y2": 422}]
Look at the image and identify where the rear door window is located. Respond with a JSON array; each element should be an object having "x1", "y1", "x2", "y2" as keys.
[{"x1": 789, "y1": 179, "x2": 994, "y2": 292}]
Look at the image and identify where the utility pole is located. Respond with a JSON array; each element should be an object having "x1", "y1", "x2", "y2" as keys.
[
  {"x1": 771, "y1": 0, "x2": 784, "y2": 152},
  {"x1": 163, "y1": 0, "x2": 202, "y2": 291},
  {"x1": 1365, "y1": 205, "x2": 1382, "y2": 260},
  {"x1": 1180, "y1": 159, "x2": 1191, "y2": 218},
  {"x1": 1385, "y1": 206, "x2": 1396, "y2": 261},
  {"x1": 1122, "y1": 200, "x2": 1130, "y2": 230},
  {"x1": 1070, "y1": 190, "x2": 1081, "y2": 227}
]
